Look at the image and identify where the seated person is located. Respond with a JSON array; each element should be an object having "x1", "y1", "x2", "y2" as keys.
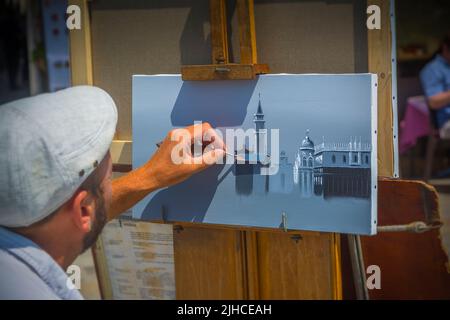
[{"x1": 420, "y1": 32, "x2": 450, "y2": 138}]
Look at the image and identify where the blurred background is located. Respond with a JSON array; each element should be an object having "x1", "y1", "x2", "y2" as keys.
[
  {"x1": 0, "y1": 0, "x2": 70, "y2": 104},
  {"x1": 396, "y1": 0, "x2": 450, "y2": 180}
]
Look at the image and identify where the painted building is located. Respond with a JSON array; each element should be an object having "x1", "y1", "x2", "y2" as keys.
[
  {"x1": 294, "y1": 131, "x2": 372, "y2": 199},
  {"x1": 293, "y1": 130, "x2": 371, "y2": 174},
  {"x1": 314, "y1": 137, "x2": 371, "y2": 169},
  {"x1": 234, "y1": 106, "x2": 372, "y2": 199},
  {"x1": 293, "y1": 131, "x2": 315, "y2": 197},
  {"x1": 269, "y1": 151, "x2": 293, "y2": 194}
]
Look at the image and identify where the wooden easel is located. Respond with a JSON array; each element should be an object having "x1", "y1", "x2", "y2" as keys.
[
  {"x1": 178, "y1": 0, "x2": 447, "y2": 299},
  {"x1": 68, "y1": 0, "x2": 448, "y2": 300},
  {"x1": 181, "y1": 0, "x2": 269, "y2": 80}
]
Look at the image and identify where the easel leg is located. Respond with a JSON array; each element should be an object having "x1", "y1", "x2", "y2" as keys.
[{"x1": 347, "y1": 234, "x2": 369, "y2": 300}]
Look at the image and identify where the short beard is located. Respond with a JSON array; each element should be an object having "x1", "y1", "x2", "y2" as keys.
[{"x1": 81, "y1": 194, "x2": 107, "y2": 253}]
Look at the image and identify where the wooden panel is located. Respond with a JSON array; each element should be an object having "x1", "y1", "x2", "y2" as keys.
[
  {"x1": 210, "y1": 0, "x2": 229, "y2": 64},
  {"x1": 181, "y1": 63, "x2": 269, "y2": 80},
  {"x1": 360, "y1": 179, "x2": 450, "y2": 299},
  {"x1": 330, "y1": 233, "x2": 343, "y2": 299},
  {"x1": 173, "y1": 227, "x2": 246, "y2": 299},
  {"x1": 237, "y1": 0, "x2": 257, "y2": 64},
  {"x1": 68, "y1": 0, "x2": 93, "y2": 86},
  {"x1": 244, "y1": 231, "x2": 260, "y2": 299},
  {"x1": 255, "y1": 232, "x2": 335, "y2": 299},
  {"x1": 367, "y1": 0, "x2": 394, "y2": 177},
  {"x1": 110, "y1": 139, "x2": 132, "y2": 164}
]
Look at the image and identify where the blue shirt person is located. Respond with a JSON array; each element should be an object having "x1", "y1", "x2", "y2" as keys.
[
  {"x1": 0, "y1": 87, "x2": 224, "y2": 299},
  {"x1": 419, "y1": 33, "x2": 450, "y2": 131},
  {"x1": 0, "y1": 227, "x2": 83, "y2": 300}
]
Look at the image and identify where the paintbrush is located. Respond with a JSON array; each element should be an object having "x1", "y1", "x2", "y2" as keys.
[{"x1": 156, "y1": 140, "x2": 244, "y2": 162}]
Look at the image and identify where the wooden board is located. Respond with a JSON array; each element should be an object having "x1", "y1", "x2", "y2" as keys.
[
  {"x1": 174, "y1": 227, "x2": 247, "y2": 299},
  {"x1": 181, "y1": 63, "x2": 269, "y2": 80},
  {"x1": 237, "y1": 0, "x2": 257, "y2": 64},
  {"x1": 360, "y1": 179, "x2": 450, "y2": 299},
  {"x1": 367, "y1": 0, "x2": 395, "y2": 177},
  {"x1": 253, "y1": 232, "x2": 339, "y2": 299},
  {"x1": 68, "y1": 0, "x2": 93, "y2": 86},
  {"x1": 210, "y1": 0, "x2": 229, "y2": 64}
]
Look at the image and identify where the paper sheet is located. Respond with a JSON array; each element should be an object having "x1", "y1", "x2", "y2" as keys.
[{"x1": 100, "y1": 216, "x2": 175, "y2": 299}]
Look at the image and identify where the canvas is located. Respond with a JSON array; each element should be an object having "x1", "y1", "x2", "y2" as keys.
[{"x1": 132, "y1": 74, "x2": 377, "y2": 235}]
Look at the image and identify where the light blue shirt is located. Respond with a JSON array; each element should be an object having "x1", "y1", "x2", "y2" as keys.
[
  {"x1": 420, "y1": 54, "x2": 450, "y2": 128},
  {"x1": 0, "y1": 227, "x2": 83, "y2": 300}
]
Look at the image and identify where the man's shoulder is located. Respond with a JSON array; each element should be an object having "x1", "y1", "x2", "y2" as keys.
[
  {"x1": 427, "y1": 55, "x2": 449, "y2": 72},
  {"x1": 420, "y1": 57, "x2": 444, "y2": 80},
  {"x1": 0, "y1": 249, "x2": 60, "y2": 299},
  {"x1": 424, "y1": 56, "x2": 439, "y2": 70}
]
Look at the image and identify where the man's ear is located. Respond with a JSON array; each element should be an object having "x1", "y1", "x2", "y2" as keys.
[{"x1": 69, "y1": 189, "x2": 95, "y2": 233}]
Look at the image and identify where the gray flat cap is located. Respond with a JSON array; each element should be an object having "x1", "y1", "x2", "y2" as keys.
[{"x1": 0, "y1": 86, "x2": 118, "y2": 227}]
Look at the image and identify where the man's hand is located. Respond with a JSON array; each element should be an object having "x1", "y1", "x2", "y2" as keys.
[
  {"x1": 108, "y1": 122, "x2": 225, "y2": 220},
  {"x1": 143, "y1": 122, "x2": 226, "y2": 189}
]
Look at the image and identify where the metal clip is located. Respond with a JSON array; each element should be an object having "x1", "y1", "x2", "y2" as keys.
[
  {"x1": 215, "y1": 66, "x2": 231, "y2": 73},
  {"x1": 290, "y1": 234, "x2": 303, "y2": 243}
]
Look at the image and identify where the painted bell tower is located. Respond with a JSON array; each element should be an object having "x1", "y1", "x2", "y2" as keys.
[{"x1": 253, "y1": 93, "x2": 267, "y2": 161}]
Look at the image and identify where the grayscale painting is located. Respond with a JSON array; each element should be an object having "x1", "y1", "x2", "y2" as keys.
[{"x1": 132, "y1": 74, "x2": 378, "y2": 235}]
